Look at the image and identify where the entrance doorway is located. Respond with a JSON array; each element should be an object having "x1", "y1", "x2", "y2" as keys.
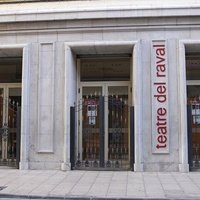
[
  {"x1": 0, "y1": 48, "x2": 22, "y2": 169},
  {"x1": 187, "y1": 84, "x2": 200, "y2": 171},
  {"x1": 76, "y1": 82, "x2": 130, "y2": 169},
  {"x1": 73, "y1": 56, "x2": 132, "y2": 170},
  {"x1": 186, "y1": 55, "x2": 200, "y2": 171},
  {"x1": 75, "y1": 82, "x2": 131, "y2": 169},
  {"x1": 0, "y1": 84, "x2": 21, "y2": 168}
]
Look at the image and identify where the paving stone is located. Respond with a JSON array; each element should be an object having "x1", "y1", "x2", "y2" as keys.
[{"x1": 0, "y1": 170, "x2": 200, "y2": 199}]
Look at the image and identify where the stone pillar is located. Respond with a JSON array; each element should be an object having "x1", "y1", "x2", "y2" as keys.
[
  {"x1": 178, "y1": 41, "x2": 189, "y2": 172},
  {"x1": 133, "y1": 40, "x2": 144, "y2": 171},
  {"x1": 61, "y1": 45, "x2": 77, "y2": 171},
  {"x1": 20, "y1": 44, "x2": 31, "y2": 170}
]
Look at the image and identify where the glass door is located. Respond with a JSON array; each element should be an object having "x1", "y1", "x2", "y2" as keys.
[
  {"x1": 0, "y1": 84, "x2": 21, "y2": 168},
  {"x1": 77, "y1": 82, "x2": 130, "y2": 169}
]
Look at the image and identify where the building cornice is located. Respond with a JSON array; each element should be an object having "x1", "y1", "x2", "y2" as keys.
[
  {"x1": 0, "y1": 15, "x2": 200, "y2": 34},
  {"x1": 0, "y1": 1, "x2": 200, "y2": 23}
]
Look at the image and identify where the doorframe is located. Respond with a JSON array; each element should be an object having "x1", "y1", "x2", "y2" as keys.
[
  {"x1": 65, "y1": 40, "x2": 143, "y2": 171},
  {"x1": 0, "y1": 43, "x2": 31, "y2": 170},
  {"x1": 78, "y1": 81, "x2": 131, "y2": 163},
  {"x1": 178, "y1": 40, "x2": 200, "y2": 172}
]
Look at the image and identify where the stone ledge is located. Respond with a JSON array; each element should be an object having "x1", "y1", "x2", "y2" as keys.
[{"x1": 0, "y1": 3, "x2": 200, "y2": 23}]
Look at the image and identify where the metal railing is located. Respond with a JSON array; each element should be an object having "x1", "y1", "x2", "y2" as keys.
[{"x1": 70, "y1": 96, "x2": 134, "y2": 171}]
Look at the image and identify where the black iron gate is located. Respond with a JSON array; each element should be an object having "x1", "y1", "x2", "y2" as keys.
[
  {"x1": 187, "y1": 102, "x2": 200, "y2": 171},
  {"x1": 70, "y1": 95, "x2": 134, "y2": 170},
  {"x1": 0, "y1": 97, "x2": 21, "y2": 168}
]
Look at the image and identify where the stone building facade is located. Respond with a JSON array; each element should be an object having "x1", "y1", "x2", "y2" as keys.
[{"x1": 0, "y1": 0, "x2": 200, "y2": 172}]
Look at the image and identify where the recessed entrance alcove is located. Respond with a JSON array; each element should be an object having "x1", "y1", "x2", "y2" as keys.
[
  {"x1": 0, "y1": 47, "x2": 22, "y2": 169},
  {"x1": 62, "y1": 41, "x2": 144, "y2": 172}
]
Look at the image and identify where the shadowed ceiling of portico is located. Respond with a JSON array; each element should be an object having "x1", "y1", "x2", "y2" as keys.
[{"x1": 0, "y1": 48, "x2": 22, "y2": 83}]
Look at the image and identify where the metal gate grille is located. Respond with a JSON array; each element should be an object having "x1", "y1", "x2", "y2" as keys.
[
  {"x1": 187, "y1": 101, "x2": 200, "y2": 171},
  {"x1": 70, "y1": 95, "x2": 134, "y2": 170},
  {"x1": 0, "y1": 97, "x2": 21, "y2": 168}
]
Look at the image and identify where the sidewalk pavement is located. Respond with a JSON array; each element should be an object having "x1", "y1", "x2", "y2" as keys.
[{"x1": 0, "y1": 169, "x2": 200, "y2": 200}]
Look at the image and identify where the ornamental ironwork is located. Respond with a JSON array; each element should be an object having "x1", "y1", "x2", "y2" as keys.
[
  {"x1": 0, "y1": 123, "x2": 9, "y2": 142},
  {"x1": 71, "y1": 93, "x2": 133, "y2": 170}
]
